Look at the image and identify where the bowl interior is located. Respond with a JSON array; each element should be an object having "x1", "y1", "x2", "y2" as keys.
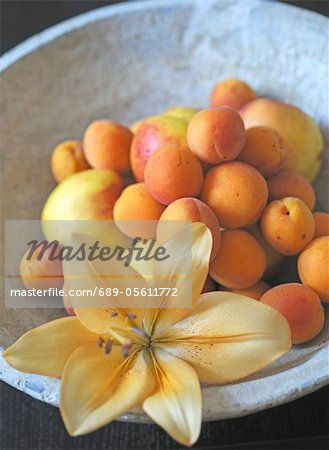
[{"x1": 0, "y1": 0, "x2": 328, "y2": 421}]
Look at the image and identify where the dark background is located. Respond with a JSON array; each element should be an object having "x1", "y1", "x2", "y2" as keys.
[
  {"x1": 0, "y1": 1, "x2": 328, "y2": 449},
  {"x1": 0, "y1": 0, "x2": 328, "y2": 54}
]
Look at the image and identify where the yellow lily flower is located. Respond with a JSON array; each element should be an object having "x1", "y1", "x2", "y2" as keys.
[{"x1": 4, "y1": 224, "x2": 291, "y2": 446}]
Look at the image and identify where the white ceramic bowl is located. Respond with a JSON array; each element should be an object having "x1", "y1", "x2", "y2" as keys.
[{"x1": 0, "y1": 0, "x2": 328, "y2": 422}]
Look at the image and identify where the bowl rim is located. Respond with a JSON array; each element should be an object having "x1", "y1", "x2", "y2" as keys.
[
  {"x1": 1, "y1": 344, "x2": 328, "y2": 422},
  {"x1": 0, "y1": 0, "x2": 327, "y2": 73},
  {"x1": 0, "y1": 0, "x2": 328, "y2": 422}
]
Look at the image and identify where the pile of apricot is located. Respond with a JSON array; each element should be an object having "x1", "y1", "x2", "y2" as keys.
[{"x1": 21, "y1": 78, "x2": 328, "y2": 346}]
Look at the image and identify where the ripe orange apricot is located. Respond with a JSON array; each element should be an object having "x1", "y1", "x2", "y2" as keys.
[
  {"x1": 113, "y1": 183, "x2": 166, "y2": 238},
  {"x1": 298, "y1": 236, "x2": 329, "y2": 302},
  {"x1": 238, "y1": 126, "x2": 287, "y2": 177},
  {"x1": 261, "y1": 197, "x2": 315, "y2": 255},
  {"x1": 51, "y1": 140, "x2": 90, "y2": 183},
  {"x1": 20, "y1": 244, "x2": 63, "y2": 290},
  {"x1": 210, "y1": 78, "x2": 256, "y2": 110},
  {"x1": 209, "y1": 229, "x2": 266, "y2": 289},
  {"x1": 144, "y1": 146, "x2": 203, "y2": 205},
  {"x1": 158, "y1": 197, "x2": 221, "y2": 260},
  {"x1": 260, "y1": 283, "x2": 324, "y2": 344},
  {"x1": 83, "y1": 119, "x2": 133, "y2": 173},
  {"x1": 267, "y1": 169, "x2": 316, "y2": 211},
  {"x1": 313, "y1": 212, "x2": 329, "y2": 238},
  {"x1": 130, "y1": 115, "x2": 188, "y2": 182},
  {"x1": 187, "y1": 107, "x2": 246, "y2": 164},
  {"x1": 239, "y1": 98, "x2": 323, "y2": 182},
  {"x1": 201, "y1": 161, "x2": 268, "y2": 228}
]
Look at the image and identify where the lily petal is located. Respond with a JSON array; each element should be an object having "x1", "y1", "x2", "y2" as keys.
[
  {"x1": 157, "y1": 292, "x2": 291, "y2": 384},
  {"x1": 148, "y1": 223, "x2": 212, "y2": 335},
  {"x1": 143, "y1": 348, "x2": 201, "y2": 447},
  {"x1": 3, "y1": 317, "x2": 98, "y2": 377},
  {"x1": 60, "y1": 343, "x2": 155, "y2": 436},
  {"x1": 63, "y1": 234, "x2": 147, "y2": 334}
]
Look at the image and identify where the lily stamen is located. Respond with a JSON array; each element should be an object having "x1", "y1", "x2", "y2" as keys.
[
  {"x1": 105, "y1": 340, "x2": 113, "y2": 354},
  {"x1": 121, "y1": 340, "x2": 133, "y2": 358},
  {"x1": 132, "y1": 327, "x2": 148, "y2": 338},
  {"x1": 97, "y1": 337, "x2": 104, "y2": 348},
  {"x1": 126, "y1": 312, "x2": 137, "y2": 319}
]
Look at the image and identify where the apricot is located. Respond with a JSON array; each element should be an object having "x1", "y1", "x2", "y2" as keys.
[
  {"x1": 267, "y1": 169, "x2": 315, "y2": 211},
  {"x1": 238, "y1": 126, "x2": 287, "y2": 177},
  {"x1": 247, "y1": 223, "x2": 286, "y2": 281},
  {"x1": 298, "y1": 236, "x2": 329, "y2": 302},
  {"x1": 313, "y1": 212, "x2": 329, "y2": 238},
  {"x1": 42, "y1": 169, "x2": 122, "y2": 221},
  {"x1": 222, "y1": 280, "x2": 270, "y2": 300},
  {"x1": 163, "y1": 106, "x2": 198, "y2": 123},
  {"x1": 144, "y1": 147, "x2": 203, "y2": 205},
  {"x1": 20, "y1": 244, "x2": 63, "y2": 290},
  {"x1": 187, "y1": 107, "x2": 246, "y2": 164},
  {"x1": 41, "y1": 169, "x2": 122, "y2": 243},
  {"x1": 113, "y1": 183, "x2": 166, "y2": 239},
  {"x1": 210, "y1": 78, "x2": 256, "y2": 110},
  {"x1": 83, "y1": 119, "x2": 133, "y2": 174},
  {"x1": 202, "y1": 276, "x2": 217, "y2": 293},
  {"x1": 240, "y1": 98, "x2": 323, "y2": 182},
  {"x1": 201, "y1": 161, "x2": 268, "y2": 228},
  {"x1": 209, "y1": 229, "x2": 266, "y2": 289},
  {"x1": 158, "y1": 198, "x2": 221, "y2": 260},
  {"x1": 261, "y1": 197, "x2": 315, "y2": 255},
  {"x1": 51, "y1": 140, "x2": 90, "y2": 183},
  {"x1": 260, "y1": 283, "x2": 324, "y2": 344},
  {"x1": 130, "y1": 115, "x2": 188, "y2": 182}
]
